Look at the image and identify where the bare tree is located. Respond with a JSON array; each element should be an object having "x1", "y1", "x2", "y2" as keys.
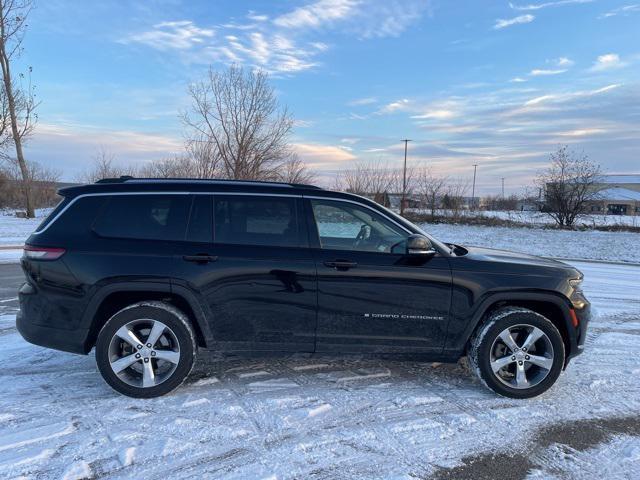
[
  {"x1": 182, "y1": 65, "x2": 295, "y2": 180},
  {"x1": 442, "y1": 179, "x2": 469, "y2": 220},
  {"x1": 414, "y1": 166, "x2": 448, "y2": 221},
  {"x1": 76, "y1": 148, "x2": 135, "y2": 184},
  {"x1": 185, "y1": 136, "x2": 221, "y2": 178},
  {"x1": 278, "y1": 154, "x2": 316, "y2": 184},
  {"x1": 0, "y1": 0, "x2": 38, "y2": 217},
  {"x1": 335, "y1": 159, "x2": 401, "y2": 206},
  {"x1": 139, "y1": 155, "x2": 192, "y2": 179},
  {"x1": 0, "y1": 157, "x2": 59, "y2": 209},
  {"x1": 536, "y1": 145, "x2": 601, "y2": 227}
]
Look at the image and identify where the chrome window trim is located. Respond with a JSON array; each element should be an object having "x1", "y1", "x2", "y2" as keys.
[
  {"x1": 33, "y1": 191, "x2": 302, "y2": 235},
  {"x1": 32, "y1": 192, "x2": 190, "y2": 235},
  {"x1": 33, "y1": 190, "x2": 407, "y2": 237}
]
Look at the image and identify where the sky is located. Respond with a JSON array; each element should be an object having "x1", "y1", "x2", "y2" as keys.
[{"x1": 16, "y1": 0, "x2": 640, "y2": 194}]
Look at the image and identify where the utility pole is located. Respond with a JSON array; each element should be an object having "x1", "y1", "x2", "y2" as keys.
[
  {"x1": 501, "y1": 177, "x2": 505, "y2": 198},
  {"x1": 471, "y1": 164, "x2": 478, "y2": 210},
  {"x1": 400, "y1": 139, "x2": 411, "y2": 216}
]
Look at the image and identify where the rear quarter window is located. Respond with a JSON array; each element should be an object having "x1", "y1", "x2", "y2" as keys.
[
  {"x1": 93, "y1": 194, "x2": 190, "y2": 241},
  {"x1": 34, "y1": 196, "x2": 69, "y2": 233}
]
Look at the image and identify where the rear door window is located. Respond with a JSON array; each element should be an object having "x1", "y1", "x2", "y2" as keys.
[
  {"x1": 214, "y1": 195, "x2": 304, "y2": 247},
  {"x1": 93, "y1": 194, "x2": 190, "y2": 241}
]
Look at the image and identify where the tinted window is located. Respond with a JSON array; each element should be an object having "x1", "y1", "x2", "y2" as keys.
[
  {"x1": 186, "y1": 195, "x2": 213, "y2": 243},
  {"x1": 214, "y1": 196, "x2": 302, "y2": 247},
  {"x1": 94, "y1": 194, "x2": 190, "y2": 241},
  {"x1": 34, "y1": 196, "x2": 68, "y2": 233},
  {"x1": 311, "y1": 199, "x2": 406, "y2": 253}
]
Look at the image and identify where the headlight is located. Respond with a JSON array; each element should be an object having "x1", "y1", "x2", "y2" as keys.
[
  {"x1": 569, "y1": 278, "x2": 587, "y2": 309},
  {"x1": 569, "y1": 278, "x2": 583, "y2": 291}
]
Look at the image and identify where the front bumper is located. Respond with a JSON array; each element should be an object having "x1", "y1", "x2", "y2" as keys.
[{"x1": 565, "y1": 302, "x2": 591, "y2": 364}]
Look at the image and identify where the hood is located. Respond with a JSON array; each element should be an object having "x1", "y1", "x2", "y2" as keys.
[{"x1": 460, "y1": 245, "x2": 580, "y2": 277}]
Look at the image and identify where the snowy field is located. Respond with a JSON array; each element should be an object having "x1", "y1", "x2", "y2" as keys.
[
  {"x1": 0, "y1": 259, "x2": 639, "y2": 478},
  {"x1": 421, "y1": 222, "x2": 640, "y2": 264},
  {"x1": 0, "y1": 209, "x2": 51, "y2": 246},
  {"x1": 412, "y1": 209, "x2": 640, "y2": 228}
]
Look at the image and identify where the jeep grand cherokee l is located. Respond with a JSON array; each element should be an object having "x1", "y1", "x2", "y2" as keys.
[{"x1": 17, "y1": 178, "x2": 590, "y2": 398}]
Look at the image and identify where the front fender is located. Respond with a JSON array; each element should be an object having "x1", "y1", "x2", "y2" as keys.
[{"x1": 444, "y1": 289, "x2": 577, "y2": 358}]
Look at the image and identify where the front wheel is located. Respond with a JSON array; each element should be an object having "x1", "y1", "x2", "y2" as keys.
[
  {"x1": 95, "y1": 301, "x2": 196, "y2": 398},
  {"x1": 468, "y1": 308, "x2": 565, "y2": 399}
]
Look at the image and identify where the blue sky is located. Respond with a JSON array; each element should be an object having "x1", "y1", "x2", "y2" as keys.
[{"x1": 18, "y1": 0, "x2": 640, "y2": 193}]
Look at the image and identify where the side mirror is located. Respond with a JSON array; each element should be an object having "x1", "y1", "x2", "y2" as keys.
[{"x1": 406, "y1": 234, "x2": 436, "y2": 256}]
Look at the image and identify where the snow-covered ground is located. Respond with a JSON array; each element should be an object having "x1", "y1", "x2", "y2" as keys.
[
  {"x1": 421, "y1": 222, "x2": 640, "y2": 264},
  {"x1": 0, "y1": 259, "x2": 639, "y2": 479},
  {"x1": 412, "y1": 209, "x2": 640, "y2": 228},
  {"x1": 0, "y1": 209, "x2": 51, "y2": 246}
]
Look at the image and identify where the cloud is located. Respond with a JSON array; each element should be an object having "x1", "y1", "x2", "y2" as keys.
[
  {"x1": 493, "y1": 14, "x2": 535, "y2": 29},
  {"x1": 522, "y1": 84, "x2": 621, "y2": 107},
  {"x1": 376, "y1": 98, "x2": 411, "y2": 114},
  {"x1": 124, "y1": 20, "x2": 214, "y2": 50},
  {"x1": 293, "y1": 142, "x2": 356, "y2": 168},
  {"x1": 555, "y1": 128, "x2": 607, "y2": 137},
  {"x1": 273, "y1": 0, "x2": 430, "y2": 39},
  {"x1": 510, "y1": 77, "x2": 527, "y2": 82},
  {"x1": 273, "y1": 0, "x2": 358, "y2": 29},
  {"x1": 123, "y1": 1, "x2": 431, "y2": 74},
  {"x1": 25, "y1": 123, "x2": 183, "y2": 180},
  {"x1": 590, "y1": 53, "x2": 628, "y2": 71},
  {"x1": 599, "y1": 4, "x2": 640, "y2": 19},
  {"x1": 529, "y1": 68, "x2": 567, "y2": 76},
  {"x1": 347, "y1": 97, "x2": 378, "y2": 106},
  {"x1": 247, "y1": 11, "x2": 269, "y2": 22},
  {"x1": 509, "y1": 0, "x2": 593, "y2": 11},
  {"x1": 411, "y1": 109, "x2": 457, "y2": 120},
  {"x1": 555, "y1": 57, "x2": 574, "y2": 67}
]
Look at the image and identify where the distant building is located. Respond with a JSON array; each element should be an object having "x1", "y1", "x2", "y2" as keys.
[{"x1": 588, "y1": 175, "x2": 640, "y2": 215}]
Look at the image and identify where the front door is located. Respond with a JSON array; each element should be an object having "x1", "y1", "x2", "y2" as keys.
[
  {"x1": 173, "y1": 194, "x2": 317, "y2": 352},
  {"x1": 307, "y1": 198, "x2": 452, "y2": 354}
]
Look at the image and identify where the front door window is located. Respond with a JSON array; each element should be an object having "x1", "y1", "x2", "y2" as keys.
[{"x1": 310, "y1": 199, "x2": 407, "y2": 253}]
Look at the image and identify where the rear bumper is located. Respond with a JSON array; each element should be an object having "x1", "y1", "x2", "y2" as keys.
[{"x1": 16, "y1": 309, "x2": 89, "y2": 355}]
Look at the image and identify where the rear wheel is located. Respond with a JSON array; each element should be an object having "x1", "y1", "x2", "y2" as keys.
[
  {"x1": 468, "y1": 308, "x2": 565, "y2": 399},
  {"x1": 95, "y1": 301, "x2": 196, "y2": 398}
]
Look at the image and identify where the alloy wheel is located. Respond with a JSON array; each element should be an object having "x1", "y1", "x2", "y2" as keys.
[
  {"x1": 489, "y1": 324, "x2": 554, "y2": 389},
  {"x1": 107, "y1": 318, "x2": 181, "y2": 388}
]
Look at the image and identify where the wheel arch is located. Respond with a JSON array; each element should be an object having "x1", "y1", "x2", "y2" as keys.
[
  {"x1": 460, "y1": 291, "x2": 576, "y2": 363},
  {"x1": 82, "y1": 282, "x2": 210, "y2": 353}
]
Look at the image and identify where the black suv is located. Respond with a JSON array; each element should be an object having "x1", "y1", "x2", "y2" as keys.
[{"x1": 17, "y1": 178, "x2": 590, "y2": 398}]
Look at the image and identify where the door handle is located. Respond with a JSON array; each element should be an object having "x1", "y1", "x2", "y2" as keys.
[
  {"x1": 324, "y1": 260, "x2": 357, "y2": 270},
  {"x1": 183, "y1": 254, "x2": 218, "y2": 264}
]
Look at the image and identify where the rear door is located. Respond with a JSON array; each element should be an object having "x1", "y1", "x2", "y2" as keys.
[
  {"x1": 172, "y1": 193, "x2": 317, "y2": 352},
  {"x1": 306, "y1": 197, "x2": 452, "y2": 354}
]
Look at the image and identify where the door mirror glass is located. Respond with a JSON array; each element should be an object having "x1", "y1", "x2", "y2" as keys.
[{"x1": 406, "y1": 234, "x2": 436, "y2": 256}]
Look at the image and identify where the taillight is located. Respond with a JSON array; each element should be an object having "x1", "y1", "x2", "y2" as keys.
[{"x1": 23, "y1": 245, "x2": 66, "y2": 260}]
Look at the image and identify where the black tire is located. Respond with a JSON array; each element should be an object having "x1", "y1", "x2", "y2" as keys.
[
  {"x1": 95, "y1": 301, "x2": 196, "y2": 398},
  {"x1": 468, "y1": 307, "x2": 565, "y2": 399}
]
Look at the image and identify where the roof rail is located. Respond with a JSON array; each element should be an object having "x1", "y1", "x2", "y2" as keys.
[{"x1": 94, "y1": 176, "x2": 322, "y2": 189}]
